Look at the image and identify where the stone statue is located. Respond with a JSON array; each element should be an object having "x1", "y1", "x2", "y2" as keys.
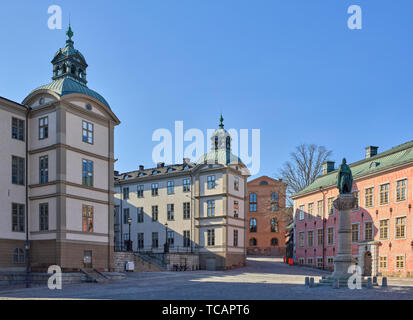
[{"x1": 337, "y1": 158, "x2": 353, "y2": 194}]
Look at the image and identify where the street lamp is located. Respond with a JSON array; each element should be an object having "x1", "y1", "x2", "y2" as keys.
[
  {"x1": 164, "y1": 222, "x2": 169, "y2": 253},
  {"x1": 127, "y1": 217, "x2": 132, "y2": 251}
]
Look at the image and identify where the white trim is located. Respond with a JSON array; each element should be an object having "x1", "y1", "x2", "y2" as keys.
[
  {"x1": 378, "y1": 182, "x2": 390, "y2": 206},
  {"x1": 395, "y1": 177, "x2": 408, "y2": 203},
  {"x1": 364, "y1": 186, "x2": 375, "y2": 208},
  {"x1": 363, "y1": 220, "x2": 374, "y2": 241},
  {"x1": 394, "y1": 215, "x2": 407, "y2": 240},
  {"x1": 378, "y1": 218, "x2": 390, "y2": 241}
]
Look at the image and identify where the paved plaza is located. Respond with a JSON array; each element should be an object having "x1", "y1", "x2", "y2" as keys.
[{"x1": 1, "y1": 257, "x2": 413, "y2": 300}]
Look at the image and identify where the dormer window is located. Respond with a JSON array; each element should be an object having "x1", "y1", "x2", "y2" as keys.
[
  {"x1": 138, "y1": 172, "x2": 145, "y2": 177},
  {"x1": 183, "y1": 165, "x2": 190, "y2": 170},
  {"x1": 167, "y1": 167, "x2": 175, "y2": 173},
  {"x1": 152, "y1": 170, "x2": 160, "y2": 175}
]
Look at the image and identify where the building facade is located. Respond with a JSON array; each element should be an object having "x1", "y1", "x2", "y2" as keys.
[
  {"x1": 246, "y1": 176, "x2": 288, "y2": 256},
  {"x1": 114, "y1": 118, "x2": 250, "y2": 270},
  {"x1": 292, "y1": 142, "x2": 413, "y2": 277},
  {"x1": 0, "y1": 26, "x2": 120, "y2": 272}
]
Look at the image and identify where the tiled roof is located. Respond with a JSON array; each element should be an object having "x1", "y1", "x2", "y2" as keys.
[{"x1": 292, "y1": 140, "x2": 413, "y2": 199}]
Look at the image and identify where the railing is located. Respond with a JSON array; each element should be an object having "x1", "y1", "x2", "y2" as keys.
[{"x1": 134, "y1": 245, "x2": 199, "y2": 254}]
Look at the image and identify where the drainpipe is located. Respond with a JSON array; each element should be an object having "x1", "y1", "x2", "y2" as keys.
[
  {"x1": 25, "y1": 106, "x2": 31, "y2": 288},
  {"x1": 320, "y1": 186, "x2": 327, "y2": 270}
]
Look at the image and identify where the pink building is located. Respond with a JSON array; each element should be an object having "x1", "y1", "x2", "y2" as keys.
[{"x1": 292, "y1": 142, "x2": 413, "y2": 277}]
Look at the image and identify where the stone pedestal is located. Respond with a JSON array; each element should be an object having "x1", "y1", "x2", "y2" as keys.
[{"x1": 331, "y1": 194, "x2": 357, "y2": 280}]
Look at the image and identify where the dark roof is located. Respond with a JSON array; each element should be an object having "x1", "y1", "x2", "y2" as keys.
[
  {"x1": 292, "y1": 140, "x2": 413, "y2": 199},
  {"x1": 115, "y1": 162, "x2": 196, "y2": 183}
]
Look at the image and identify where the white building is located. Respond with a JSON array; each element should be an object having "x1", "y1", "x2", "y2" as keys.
[
  {"x1": 114, "y1": 117, "x2": 249, "y2": 270},
  {"x1": 0, "y1": 26, "x2": 120, "y2": 272}
]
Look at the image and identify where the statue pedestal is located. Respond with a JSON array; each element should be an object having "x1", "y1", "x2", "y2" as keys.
[{"x1": 331, "y1": 194, "x2": 357, "y2": 280}]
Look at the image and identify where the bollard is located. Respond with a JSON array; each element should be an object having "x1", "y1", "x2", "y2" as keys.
[
  {"x1": 333, "y1": 278, "x2": 339, "y2": 289},
  {"x1": 382, "y1": 277, "x2": 387, "y2": 287},
  {"x1": 305, "y1": 277, "x2": 310, "y2": 287},
  {"x1": 309, "y1": 277, "x2": 315, "y2": 288},
  {"x1": 366, "y1": 277, "x2": 372, "y2": 289}
]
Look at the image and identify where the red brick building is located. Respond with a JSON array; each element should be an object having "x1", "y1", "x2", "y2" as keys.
[
  {"x1": 292, "y1": 142, "x2": 413, "y2": 277},
  {"x1": 247, "y1": 176, "x2": 288, "y2": 256}
]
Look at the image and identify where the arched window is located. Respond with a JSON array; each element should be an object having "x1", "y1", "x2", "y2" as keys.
[
  {"x1": 271, "y1": 192, "x2": 279, "y2": 202},
  {"x1": 62, "y1": 64, "x2": 67, "y2": 73},
  {"x1": 54, "y1": 66, "x2": 59, "y2": 77},
  {"x1": 271, "y1": 238, "x2": 279, "y2": 246},
  {"x1": 249, "y1": 238, "x2": 257, "y2": 246},
  {"x1": 71, "y1": 65, "x2": 76, "y2": 75},
  {"x1": 271, "y1": 218, "x2": 278, "y2": 232},
  {"x1": 249, "y1": 218, "x2": 257, "y2": 232},
  {"x1": 214, "y1": 136, "x2": 219, "y2": 150},
  {"x1": 249, "y1": 193, "x2": 257, "y2": 212},
  {"x1": 271, "y1": 192, "x2": 279, "y2": 211},
  {"x1": 226, "y1": 136, "x2": 231, "y2": 152}
]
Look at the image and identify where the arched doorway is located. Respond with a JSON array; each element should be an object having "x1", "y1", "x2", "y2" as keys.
[{"x1": 363, "y1": 251, "x2": 372, "y2": 276}]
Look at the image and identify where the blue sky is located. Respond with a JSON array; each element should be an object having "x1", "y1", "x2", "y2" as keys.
[{"x1": 1, "y1": 1, "x2": 412, "y2": 180}]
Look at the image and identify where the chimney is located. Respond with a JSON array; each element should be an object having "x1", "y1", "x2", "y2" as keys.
[
  {"x1": 322, "y1": 161, "x2": 335, "y2": 175},
  {"x1": 139, "y1": 165, "x2": 144, "y2": 171},
  {"x1": 365, "y1": 146, "x2": 378, "y2": 159},
  {"x1": 157, "y1": 162, "x2": 165, "y2": 168}
]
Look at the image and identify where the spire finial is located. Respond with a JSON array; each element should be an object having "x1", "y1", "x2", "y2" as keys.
[
  {"x1": 219, "y1": 114, "x2": 224, "y2": 128},
  {"x1": 66, "y1": 24, "x2": 74, "y2": 41}
]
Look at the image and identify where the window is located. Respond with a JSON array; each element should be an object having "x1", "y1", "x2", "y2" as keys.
[
  {"x1": 12, "y1": 117, "x2": 25, "y2": 141},
  {"x1": 298, "y1": 232, "x2": 304, "y2": 247},
  {"x1": 234, "y1": 177, "x2": 239, "y2": 191},
  {"x1": 82, "y1": 159, "x2": 93, "y2": 187},
  {"x1": 307, "y1": 230, "x2": 314, "y2": 247},
  {"x1": 396, "y1": 179, "x2": 407, "y2": 202},
  {"x1": 379, "y1": 219, "x2": 389, "y2": 240},
  {"x1": 271, "y1": 238, "x2": 279, "y2": 246},
  {"x1": 233, "y1": 230, "x2": 238, "y2": 247},
  {"x1": 317, "y1": 200, "x2": 324, "y2": 217},
  {"x1": 271, "y1": 193, "x2": 279, "y2": 212},
  {"x1": 39, "y1": 203, "x2": 49, "y2": 231},
  {"x1": 270, "y1": 218, "x2": 278, "y2": 232},
  {"x1": 123, "y1": 208, "x2": 130, "y2": 224},
  {"x1": 151, "y1": 183, "x2": 158, "y2": 196},
  {"x1": 317, "y1": 257, "x2": 323, "y2": 268},
  {"x1": 12, "y1": 156, "x2": 25, "y2": 185},
  {"x1": 317, "y1": 229, "x2": 323, "y2": 246},
  {"x1": 298, "y1": 205, "x2": 305, "y2": 220},
  {"x1": 307, "y1": 258, "x2": 313, "y2": 265},
  {"x1": 152, "y1": 232, "x2": 159, "y2": 248},
  {"x1": 249, "y1": 193, "x2": 257, "y2": 212},
  {"x1": 39, "y1": 116, "x2": 48, "y2": 140},
  {"x1": 249, "y1": 218, "x2": 257, "y2": 232},
  {"x1": 152, "y1": 205, "x2": 158, "y2": 221},
  {"x1": 249, "y1": 238, "x2": 257, "y2": 246},
  {"x1": 82, "y1": 205, "x2": 93, "y2": 232},
  {"x1": 364, "y1": 222, "x2": 373, "y2": 241},
  {"x1": 380, "y1": 184, "x2": 390, "y2": 205},
  {"x1": 123, "y1": 187, "x2": 129, "y2": 199},
  {"x1": 379, "y1": 256, "x2": 387, "y2": 269},
  {"x1": 183, "y1": 202, "x2": 190, "y2": 219},
  {"x1": 12, "y1": 203, "x2": 25, "y2": 232},
  {"x1": 167, "y1": 204, "x2": 175, "y2": 220},
  {"x1": 327, "y1": 197, "x2": 334, "y2": 215},
  {"x1": 207, "y1": 200, "x2": 215, "y2": 217},
  {"x1": 183, "y1": 179, "x2": 191, "y2": 192},
  {"x1": 82, "y1": 120, "x2": 93, "y2": 144},
  {"x1": 13, "y1": 248, "x2": 25, "y2": 264},
  {"x1": 183, "y1": 230, "x2": 191, "y2": 248},
  {"x1": 307, "y1": 203, "x2": 314, "y2": 219},
  {"x1": 137, "y1": 207, "x2": 144, "y2": 223},
  {"x1": 396, "y1": 255, "x2": 405, "y2": 269},
  {"x1": 395, "y1": 217, "x2": 406, "y2": 239},
  {"x1": 207, "y1": 229, "x2": 215, "y2": 246},
  {"x1": 39, "y1": 156, "x2": 49, "y2": 184},
  {"x1": 365, "y1": 187, "x2": 374, "y2": 208},
  {"x1": 167, "y1": 181, "x2": 174, "y2": 194},
  {"x1": 327, "y1": 227, "x2": 334, "y2": 245},
  {"x1": 207, "y1": 175, "x2": 216, "y2": 189},
  {"x1": 352, "y1": 191, "x2": 359, "y2": 210},
  {"x1": 234, "y1": 201, "x2": 239, "y2": 218},
  {"x1": 352, "y1": 224, "x2": 359, "y2": 242},
  {"x1": 327, "y1": 257, "x2": 334, "y2": 265},
  {"x1": 137, "y1": 233, "x2": 144, "y2": 249},
  {"x1": 137, "y1": 185, "x2": 144, "y2": 198},
  {"x1": 167, "y1": 231, "x2": 174, "y2": 247}
]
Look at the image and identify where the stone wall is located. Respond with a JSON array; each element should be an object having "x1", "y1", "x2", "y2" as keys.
[
  {"x1": 165, "y1": 253, "x2": 200, "y2": 271},
  {"x1": 113, "y1": 252, "x2": 163, "y2": 272}
]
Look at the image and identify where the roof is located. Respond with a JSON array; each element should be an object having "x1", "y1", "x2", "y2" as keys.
[
  {"x1": 292, "y1": 140, "x2": 413, "y2": 199},
  {"x1": 197, "y1": 149, "x2": 244, "y2": 166},
  {"x1": 115, "y1": 162, "x2": 196, "y2": 183},
  {"x1": 31, "y1": 77, "x2": 110, "y2": 108}
]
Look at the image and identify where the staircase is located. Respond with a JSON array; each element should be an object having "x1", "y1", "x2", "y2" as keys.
[
  {"x1": 80, "y1": 269, "x2": 109, "y2": 284},
  {"x1": 135, "y1": 252, "x2": 166, "y2": 270},
  {"x1": 317, "y1": 276, "x2": 378, "y2": 288}
]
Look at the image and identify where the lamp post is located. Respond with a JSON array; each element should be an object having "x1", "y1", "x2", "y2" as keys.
[
  {"x1": 127, "y1": 217, "x2": 132, "y2": 251},
  {"x1": 164, "y1": 222, "x2": 169, "y2": 253}
]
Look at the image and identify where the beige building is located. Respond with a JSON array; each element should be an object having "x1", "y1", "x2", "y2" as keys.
[
  {"x1": 114, "y1": 118, "x2": 249, "y2": 270},
  {"x1": 0, "y1": 26, "x2": 120, "y2": 272}
]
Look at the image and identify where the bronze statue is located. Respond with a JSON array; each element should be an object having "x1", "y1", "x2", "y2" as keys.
[{"x1": 337, "y1": 158, "x2": 353, "y2": 194}]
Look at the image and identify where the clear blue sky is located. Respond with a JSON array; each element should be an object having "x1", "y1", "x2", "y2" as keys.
[{"x1": 1, "y1": 0, "x2": 412, "y2": 180}]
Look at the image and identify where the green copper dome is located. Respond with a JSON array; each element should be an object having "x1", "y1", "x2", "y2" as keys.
[{"x1": 32, "y1": 77, "x2": 110, "y2": 108}]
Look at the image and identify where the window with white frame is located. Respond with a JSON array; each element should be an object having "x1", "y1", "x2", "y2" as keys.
[
  {"x1": 317, "y1": 200, "x2": 324, "y2": 217},
  {"x1": 82, "y1": 120, "x2": 94, "y2": 144},
  {"x1": 396, "y1": 179, "x2": 407, "y2": 202},
  {"x1": 395, "y1": 217, "x2": 406, "y2": 239},
  {"x1": 379, "y1": 219, "x2": 389, "y2": 240},
  {"x1": 298, "y1": 205, "x2": 305, "y2": 220},
  {"x1": 380, "y1": 183, "x2": 390, "y2": 205},
  {"x1": 364, "y1": 222, "x2": 373, "y2": 241},
  {"x1": 327, "y1": 227, "x2": 334, "y2": 245},
  {"x1": 365, "y1": 187, "x2": 374, "y2": 208}
]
